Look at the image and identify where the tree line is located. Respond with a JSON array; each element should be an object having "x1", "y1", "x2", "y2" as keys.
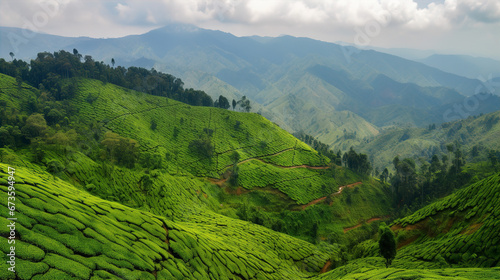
[
  {"x1": 294, "y1": 131, "x2": 371, "y2": 176},
  {"x1": 388, "y1": 142, "x2": 500, "y2": 215},
  {"x1": 0, "y1": 50, "x2": 251, "y2": 110}
]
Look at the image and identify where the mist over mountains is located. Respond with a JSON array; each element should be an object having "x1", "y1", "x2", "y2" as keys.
[{"x1": 2, "y1": 23, "x2": 500, "y2": 148}]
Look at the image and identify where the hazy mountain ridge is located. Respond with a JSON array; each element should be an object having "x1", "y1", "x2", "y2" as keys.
[{"x1": 2, "y1": 23, "x2": 500, "y2": 148}]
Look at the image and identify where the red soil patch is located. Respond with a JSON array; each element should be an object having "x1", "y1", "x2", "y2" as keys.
[
  {"x1": 343, "y1": 223, "x2": 362, "y2": 233},
  {"x1": 461, "y1": 223, "x2": 483, "y2": 235},
  {"x1": 391, "y1": 218, "x2": 428, "y2": 232},
  {"x1": 300, "y1": 182, "x2": 363, "y2": 210},
  {"x1": 162, "y1": 224, "x2": 169, "y2": 244},
  {"x1": 343, "y1": 215, "x2": 386, "y2": 233},
  {"x1": 397, "y1": 235, "x2": 419, "y2": 249},
  {"x1": 208, "y1": 177, "x2": 227, "y2": 186},
  {"x1": 301, "y1": 197, "x2": 327, "y2": 210},
  {"x1": 320, "y1": 260, "x2": 331, "y2": 274}
]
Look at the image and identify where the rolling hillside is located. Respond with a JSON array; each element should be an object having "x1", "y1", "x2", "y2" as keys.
[
  {"x1": 3, "y1": 24, "x2": 500, "y2": 148},
  {"x1": 0, "y1": 71, "x2": 395, "y2": 278},
  {"x1": 0, "y1": 60, "x2": 499, "y2": 280},
  {"x1": 355, "y1": 110, "x2": 500, "y2": 171}
]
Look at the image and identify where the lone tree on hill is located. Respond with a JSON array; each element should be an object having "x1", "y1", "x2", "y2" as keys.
[
  {"x1": 9, "y1": 52, "x2": 14, "y2": 60},
  {"x1": 378, "y1": 223, "x2": 397, "y2": 268}
]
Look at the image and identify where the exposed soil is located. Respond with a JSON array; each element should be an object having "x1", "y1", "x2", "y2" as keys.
[
  {"x1": 391, "y1": 218, "x2": 429, "y2": 232},
  {"x1": 461, "y1": 223, "x2": 483, "y2": 235},
  {"x1": 397, "y1": 235, "x2": 419, "y2": 249},
  {"x1": 236, "y1": 157, "x2": 330, "y2": 170},
  {"x1": 208, "y1": 177, "x2": 227, "y2": 186},
  {"x1": 297, "y1": 182, "x2": 363, "y2": 210},
  {"x1": 320, "y1": 260, "x2": 331, "y2": 274},
  {"x1": 343, "y1": 216, "x2": 387, "y2": 233}
]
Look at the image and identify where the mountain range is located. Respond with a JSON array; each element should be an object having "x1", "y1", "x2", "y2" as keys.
[{"x1": 2, "y1": 23, "x2": 500, "y2": 152}]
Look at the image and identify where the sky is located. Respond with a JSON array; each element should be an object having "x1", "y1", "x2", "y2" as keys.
[{"x1": 1, "y1": 0, "x2": 499, "y2": 59}]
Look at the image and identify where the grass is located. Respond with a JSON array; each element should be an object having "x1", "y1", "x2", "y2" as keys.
[
  {"x1": 388, "y1": 173, "x2": 500, "y2": 269},
  {"x1": 0, "y1": 74, "x2": 498, "y2": 279},
  {"x1": 0, "y1": 163, "x2": 331, "y2": 279}
]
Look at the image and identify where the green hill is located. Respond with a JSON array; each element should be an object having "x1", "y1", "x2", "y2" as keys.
[
  {"x1": 0, "y1": 163, "x2": 329, "y2": 280},
  {"x1": 0, "y1": 67, "x2": 498, "y2": 279},
  {"x1": 315, "y1": 172, "x2": 500, "y2": 279},
  {"x1": 355, "y1": 110, "x2": 500, "y2": 171},
  {"x1": 390, "y1": 172, "x2": 500, "y2": 269},
  {"x1": 0, "y1": 72, "x2": 395, "y2": 278}
]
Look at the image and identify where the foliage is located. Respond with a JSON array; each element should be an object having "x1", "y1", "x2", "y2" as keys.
[
  {"x1": 0, "y1": 51, "x2": 231, "y2": 109},
  {"x1": 378, "y1": 223, "x2": 397, "y2": 267}
]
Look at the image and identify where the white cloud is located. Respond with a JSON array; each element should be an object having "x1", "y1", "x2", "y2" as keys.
[{"x1": 0, "y1": 0, "x2": 499, "y2": 58}]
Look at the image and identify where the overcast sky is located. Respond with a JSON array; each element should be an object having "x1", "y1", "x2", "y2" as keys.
[{"x1": 1, "y1": 0, "x2": 499, "y2": 59}]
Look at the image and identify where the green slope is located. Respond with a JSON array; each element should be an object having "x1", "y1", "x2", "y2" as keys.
[
  {"x1": 0, "y1": 163, "x2": 329, "y2": 280},
  {"x1": 390, "y1": 172, "x2": 500, "y2": 268},
  {"x1": 1, "y1": 71, "x2": 497, "y2": 279},
  {"x1": 356, "y1": 110, "x2": 500, "y2": 171}
]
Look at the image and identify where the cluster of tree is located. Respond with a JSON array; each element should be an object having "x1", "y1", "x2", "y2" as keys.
[
  {"x1": 0, "y1": 50, "x2": 236, "y2": 109},
  {"x1": 294, "y1": 131, "x2": 341, "y2": 165},
  {"x1": 228, "y1": 151, "x2": 240, "y2": 186},
  {"x1": 342, "y1": 147, "x2": 372, "y2": 176},
  {"x1": 100, "y1": 132, "x2": 140, "y2": 168},
  {"x1": 390, "y1": 142, "x2": 471, "y2": 212},
  {"x1": 488, "y1": 149, "x2": 500, "y2": 166},
  {"x1": 232, "y1": 96, "x2": 252, "y2": 112}
]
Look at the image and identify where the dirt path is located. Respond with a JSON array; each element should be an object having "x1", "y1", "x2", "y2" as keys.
[
  {"x1": 218, "y1": 148, "x2": 329, "y2": 172},
  {"x1": 320, "y1": 260, "x2": 331, "y2": 274},
  {"x1": 300, "y1": 182, "x2": 363, "y2": 210},
  {"x1": 343, "y1": 216, "x2": 390, "y2": 233}
]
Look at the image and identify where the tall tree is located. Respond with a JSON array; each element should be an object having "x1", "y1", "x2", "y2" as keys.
[
  {"x1": 217, "y1": 95, "x2": 230, "y2": 109},
  {"x1": 238, "y1": 96, "x2": 251, "y2": 112},
  {"x1": 111, "y1": 58, "x2": 115, "y2": 68},
  {"x1": 9, "y1": 52, "x2": 14, "y2": 61},
  {"x1": 378, "y1": 224, "x2": 397, "y2": 268},
  {"x1": 232, "y1": 99, "x2": 236, "y2": 111}
]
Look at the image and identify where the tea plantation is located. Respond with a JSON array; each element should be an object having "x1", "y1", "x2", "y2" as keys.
[{"x1": 1, "y1": 72, "x2": 499, "y2": 279}]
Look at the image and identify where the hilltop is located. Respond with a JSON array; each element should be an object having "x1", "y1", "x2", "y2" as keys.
[
  {"x1": 0, "y1": 52, "x2": 499, "y2": 279},
  {"x1": 0, "y1": 70, "x2": 395, "y2": 278},
  {"x1": 3, "y1": 24, "x2": 500, "y2": 149}
]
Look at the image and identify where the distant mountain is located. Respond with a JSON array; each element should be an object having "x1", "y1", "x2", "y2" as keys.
[
  {"x1": 0, "y1": 26, "x2": 87, "y2": 61},
  {"x1": 418, "y1": 54, "x2": 500, "y2": 79},
  {"x1": 1, "y1": 23, "x2": 499, "y2": 148},
  {"x1": 365, "y1": 45, "x2": 437, "y2": 60}
]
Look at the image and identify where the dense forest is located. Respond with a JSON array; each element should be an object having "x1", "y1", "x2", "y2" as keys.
[{"x1": 0, "y1": 50, "x2": 246, "y2": 109}]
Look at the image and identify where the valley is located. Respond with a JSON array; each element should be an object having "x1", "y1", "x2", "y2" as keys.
[{"x1": 0, "y1": 22, "x2": 499, "y2": 279}]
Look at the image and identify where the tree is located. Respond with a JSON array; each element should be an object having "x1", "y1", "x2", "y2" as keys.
[
  {"x1": 237, "y1": 96, "x2": 251, "y2": 112},
  {"x1": 217, "y1": 95, "x2": 230, "y2": 109},
  {"x1": 73, "y1": 48, "x2": 82, "y2": 61},
  {"x1": 188, "y1": 137, "x2": 214, "y2": 159},
  {"x1": 111, "y1": 58, "x2": 115, "y2": 68},
  {"x1": 9, "y1": 52, "x2": 14, "y2": 60},
  {"x1": 101, "y1": 131, "x2": 139, "y2": 168},
  {"x1": 232, "y1": 99, "x2": 236, "y2": 111},
  {"x1": 488, "y1": 150, "x2": 499, "y2": 166},
  {"x1": 380, "y1": 168, "x2": 389, "y2": 182},
  {"x1": 22, "y1": 113, "x2": 48, "y2": 139},
  {"x1": 378, "y1": 223, "x2": 397, "y2": 268}
]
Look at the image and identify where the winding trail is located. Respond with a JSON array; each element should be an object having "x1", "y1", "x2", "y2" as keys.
[
  {"x1": 218, "y1": 148, "x2": 329, "y2": 172},
  {"x1": 300, "y1": 182, "x2": 363, "y2": 210},
  {"x1": 320, "y1": 260, "x2": 331, "y2": 274},
  {"x1": 343, "y1": 215, "x2": 391, "y2": 233}
]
